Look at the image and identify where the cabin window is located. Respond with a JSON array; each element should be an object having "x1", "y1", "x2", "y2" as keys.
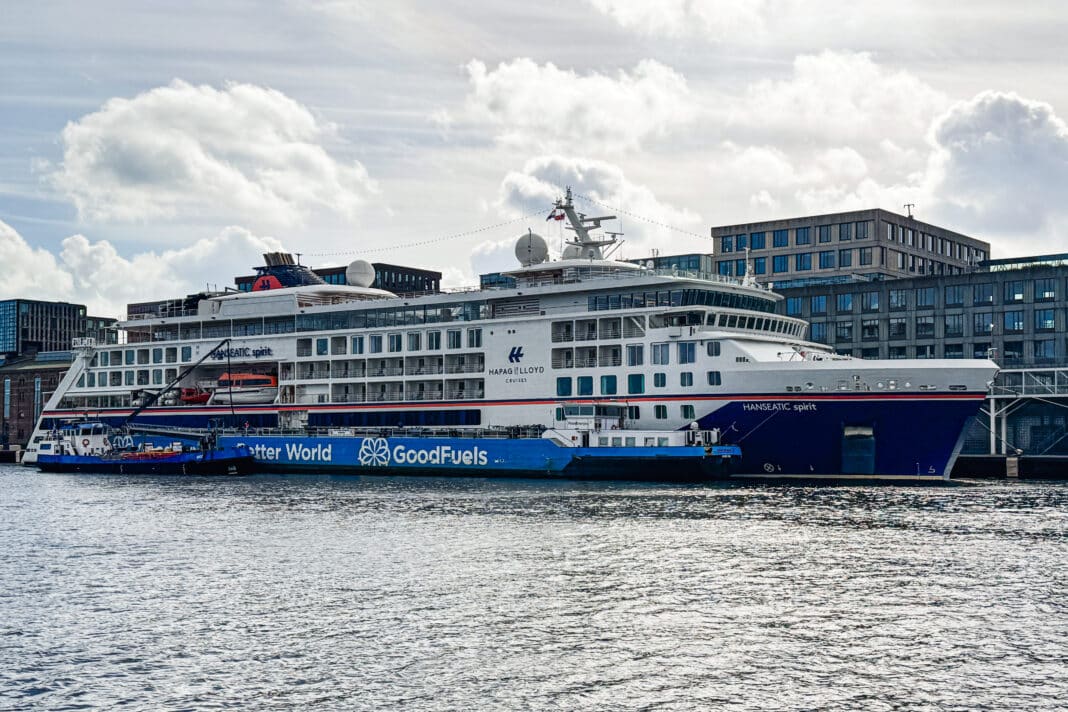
[
  {"x1": 556, "y1": 377, "x2": 572, "y2": 397},
  {"x1": 165, "y1": 348, "x2": 177, "y2": 363},
  {"x1": 681, "y1": 405, "x2": 695, "y2": 420},
  {"x1": 600, "y1": 375, "x2": 617, "y2": 395},
  {"x1": 654, "y1": 405, "x2": 668, "y2": 419},
  {"x1": 707, "y1": 371, "x2": 722, "y2": 386},
  {"x1": 125, "y1": 371, "x2": 135, "y2": 385},
  {"x1": 408, "y1": 333, "x2": 421, "y2": 351},
  {"x1": 680, "y1": 372, "x2": 693, "y2": 387},
  {"x1": 370, "y1": 335, "x2": 383, "y2": 353},
  {"x1": 427, "y1": 331, "x2": 441, "y2": 350},
  {"x1": 627, "y1": 373, "x2": 644, "y2": 394},
  {"x1": 627, "y1": 406, "x2": 640, "y2": 420},
  {"x1": 626, "y1": 344, "x2": 643, "y2": 366},
  {"x1": 653, "y1": 372, "x2": 666, "y2": 388},
  {"x1": 152, "y1": 348, "x2": 163, "y2": 364},
  {"x1": 467, "y1": 328, "x2": 482, "y2": 348},
  {"x1": 577, "y1": 376, "x2": 593, "y2": 396},
  {"x1": 351, "y1": 336, "x2": 364, "y2": 354},
  {"x1": 125, "y1": 350, "x2": 135, "y2": 365},
  {"x1": 87, "y1": 372, "x2": 95, "y2": 387},
  {"x1": 652, "y1": 343, "x2": 670, "y2": 365},
  {"x1": 447, "y1": 329, "x2": 462, "y2": 349},
  {"x1": 316, "y1": 338, "x2": 329, "y2": 356},
  {"x1": 707, "y1": 341, "x2": 721, "y2": 357},
  {"x1": 152, "y1": 370, "x2": 163, "y2": 385},
  {"x1": 137, "y1": 349, "x2": 149, "y2": 365},
  {"x1": 678, "y1": 342, "x2": 695, "y2": 364}
]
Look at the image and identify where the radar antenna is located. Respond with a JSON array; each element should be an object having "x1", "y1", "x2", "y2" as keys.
[{"x1": 556, "y1": 186, "x2": 621, "y2": 260}]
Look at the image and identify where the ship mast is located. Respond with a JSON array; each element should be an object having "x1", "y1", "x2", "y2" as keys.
[{"x1": 557, "y1": 187, "x2": 621, "y2": 259}]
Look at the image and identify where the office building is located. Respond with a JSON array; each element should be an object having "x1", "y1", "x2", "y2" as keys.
[
  {"x1": 710, "y1": 209, "x2": 990, "y2": 287},
  {"x1": 0, "y1": 299, "x2": 115, "y2": 357}
]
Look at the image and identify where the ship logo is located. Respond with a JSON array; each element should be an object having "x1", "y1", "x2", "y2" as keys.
[
  {"x1": 358, "y1": 438, "x2": 391, "y2": 467},
  {"x1": 508, "y1": 346, "x2": 524, "y2": 363}
]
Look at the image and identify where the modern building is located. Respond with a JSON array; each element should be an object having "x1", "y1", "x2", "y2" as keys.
[
  {"x1": 0, "y1": 351, "x2": 73, "y2": 447},
  {"x1": 0, "y1": 299, "x2": 116, "y2": 357},
  {"x1": 709, "y1": 209, "x2": 990, "y2": 287},
  {"x1": 235, "y1": 261, "x2": 441, "y2": 295},
  {"x1": 774, "y1": 253, "x2": 1068, "y2": 368}
]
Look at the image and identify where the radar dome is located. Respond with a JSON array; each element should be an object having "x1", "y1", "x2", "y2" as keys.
[
  {"x1": 515, "y1": 230, "x2": 549, "y2": 266},
  {"x1": 345, "y1": 259, "x2": 376, "y2": 288},
  {"x1": 561, "y1": 243, "x2": 582, "y2": 259}
]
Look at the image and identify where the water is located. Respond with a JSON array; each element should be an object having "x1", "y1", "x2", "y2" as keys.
[{"x1": 2, "y1": 467, "x2": 1068, "y2": 711}]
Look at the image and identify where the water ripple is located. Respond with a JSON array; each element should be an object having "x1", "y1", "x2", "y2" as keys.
[{"x1": 2, "y1": 468, "x2": 1068, "y2": 710}]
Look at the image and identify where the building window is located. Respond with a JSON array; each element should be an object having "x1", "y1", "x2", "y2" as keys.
[
  {"x1": 750, "y1": 232, "x2": 765, "y2": 249},
  {"x1": 974, "y1": 283, "x2": 994, "y2": 305},
  {"x1": 839, "y1": 249, "x2": 852, "y2": 268},
  {"x1": 1034, "y1": 278, "x2": 1056, "y2": 301},
  {"x1": 861, "y1": 292, "x2": 880, "y2": 312},
  {"x1": 916, "y1": 316, "x2": 935, "y2": 338},
  {"x1": 773, "y1": 229, "x2": 789, "y2": 247},
  {"x1": 387, "y1": 334, "x2": 402, "y2": 352},
  {"x1": 889, "y1": 345, "x2": 907, "y2": 359},
  {"x1": 753, "y1": 257, "x2": 766, "y2": 275},
  {"x1": 627, "y1": 373, "x2": 645, "y2": 394},
  {"x1": 680, "y1": 371, "x2": 693, "y2": 387},
  {"x1": 653, "y1": 372, "x2": 666, "y2": 388},
  {"x1": 654, "y1": 405, "x2": 668, "y2": 420},
  {"x1": 773, "y1": 255, "x2": 789, "y2": 273},
  {"x1": 818, "y1": 225, "x2": 832, "y2": 243},
  {"x1": 626, "y1": 344, "x2": 643, "y2": 366},
  {"x1": 681, "y1": 404, "x2": 696, "y2": 420},
  {"x1": 678, "y1": 342, "x2": 695, "y2": 363},
  {"x1": 556, "y1": 377, "x2": 572, "y2": 396},
  {"x1": 973, "y1": 342, "x2": 992, "y2": 359},
  {"x1": 861, "y1": 319, "x2": 879, "y2": 340},
  {"x1": 735, "y1": 234, "x2": 747, "y2": 251},
  {"x1": 973, "y1": 312, "x2": 993, "y2": 336},
  {"x1": 944, "y1": 285, "x2": 964, "y2": 306},
  {"x1": 1003, "y1": 341, "x2": 1024, "y2": 364},
  {"x1": 717, "y1": 261, "x2": 732, "y2": 276},
  {"x1": 1034, "y1": 339, "x2": 1056, "y2": 363},
  {"x1": 786, "y1": 297, "x2": 803, "y2": 316},
  {"x1": 856, "y1": 221, "x2": 870, "y2": 239},
  {"x1": 916, "y1": 288, "x2": 935, "y2": 309},
  {"x1": 810, "y1": 322, "x2": 827, "y2": 343},
  {"x1": 1003, "y1": 310, "x2": 1025, "y2": 333},
  {"x1": 944, "y1": 344, "x2": 964, "y2": 359},
  {"x1": 721, "y1": 236, "x2": 733, "y2": 253},
  {"x1": 858, "y1": 247, "x2": 872, "y2": 266},
  {"x1": 888, "y1": 289, "x2": 907, "y2": 311},
  {"x1": 836, "y1": 321, "x2": 854, "y2": 341},
  {"x1": 652, "y1": 343, "x2": 670, "y2": 365},
  {"x1": 839, "y1": 223, "x2": 852, "y2": 241},
  {"x1": 795, "y1": 253, "x2": 812, "y2": 271},
  {"x1": 600, "y1": 375, "x2": 617, "y2": 395},
  {"x1": 1035, "y1": 309, "x2": 1056, "y2": 332},
  {"x1": 735, "y1": 259, "x2": 747, "y2": 276},
  {"x1": 889, "y1": 317, "x2": 907, "y2": 340},
  {"x1": 836, "y1": 293, "x2": 853, "y2": 313},
  {"x1": 819, "y1": 251, "x2": 835, "y2": 269},
  {"x1": 795, "y1": 227, "x2": 811, "y2": 246},
  {"x1": 810, "y1": 295, "x2": 827, "y2": 315},
  {"x1": 916, "y1": 344, "x2": 935, "y2": 359},
  {"x1": 577, "y1": 376, "x2": 593, "y2": 396},
  {"x1": 944, "y1": 314, "x2": 964, "y2": 337},
  {"x1": 1004, "y1": 281, "x2": 1025, "y2": 303}
]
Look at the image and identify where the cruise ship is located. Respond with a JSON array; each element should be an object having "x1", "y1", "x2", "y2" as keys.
[{"x1": 25, "y1": 190, "x2": 998, "y2": 478}]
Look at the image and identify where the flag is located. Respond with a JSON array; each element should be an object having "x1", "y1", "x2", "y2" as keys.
[
  {"x1": 553, "y1": 212, "x2": 565, "y2": 221},
  {"x1": 545, "y1": 210, "x2": 558, "y2": 221}
]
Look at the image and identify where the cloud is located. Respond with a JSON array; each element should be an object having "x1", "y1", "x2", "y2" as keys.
[
  {"x1": 926, "y1": 91, "x2": 1068, "y2": 245},
  {"x1": 587, "y1": 0, "x2": 768, "y2": 39},
  {"x1": 0, "y1": 219, "x2": 282, "y2": 318},
  {"x1": 50, "y1": 80, "x2": 377, "y2": 230},
  {"x1": 461, "y1": 59, "x2": 695, "y2": 153},
  {"x1": 490, "y1": 155, "x2": 706, "y2": 273}
]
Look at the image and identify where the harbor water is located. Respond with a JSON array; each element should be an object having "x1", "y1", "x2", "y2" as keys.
[{"x1": 2, "y1": 466, "x2": 1068, "y2": 710}]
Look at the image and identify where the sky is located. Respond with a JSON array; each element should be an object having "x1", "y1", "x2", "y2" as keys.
[{"x1": 2, "y1": 0, "x2": 1068, "y2": 317}]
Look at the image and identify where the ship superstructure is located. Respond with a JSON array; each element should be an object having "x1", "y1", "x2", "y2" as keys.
[{"x1": 25, "y1": 189, "x2": 998, "y2": 478}]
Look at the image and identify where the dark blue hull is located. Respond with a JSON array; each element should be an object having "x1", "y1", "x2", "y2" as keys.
[{"x1": 36, "y1": 446, "x2": 256, "y2": 475}]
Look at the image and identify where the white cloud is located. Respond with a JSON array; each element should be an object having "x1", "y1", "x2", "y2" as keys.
[
  {"x1": 0, "y1": 219, "x2": 282, "y2": 317},
  {"x1": 50, "y1": 80, "x2": 378, "y2": 230},
  {"x1": 587, "y1": 0, "x2": 768, "y2": 39},
  {"x1": 926, "y1": 91, "x2": 1068, "y2": 247},
  {"x1": 492, "y1": 155, "x2": 707, "y2": 269},
  {"x1": 461, "y1": 59, "x2": 695, "y2": 153}
]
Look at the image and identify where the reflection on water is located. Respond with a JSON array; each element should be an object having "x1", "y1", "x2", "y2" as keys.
[{"x1": 2, "y1": 467, "x2": 1068, "y2": 710}]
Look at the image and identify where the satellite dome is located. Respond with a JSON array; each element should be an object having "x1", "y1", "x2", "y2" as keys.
[
  {"x1": 345, "y1": 259, "x2": 376, "y2": 288},
  {"x1": 561, "y1": 243, "x2": 582, "y2": 259},
  {"x1": 515, "y1": 230, "x2": 549, "y2": 266}
]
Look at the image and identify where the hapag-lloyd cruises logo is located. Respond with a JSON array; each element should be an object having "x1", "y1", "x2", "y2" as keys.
[{"x1": 356, "y1": 437, "x2": 488, "y2": 467}]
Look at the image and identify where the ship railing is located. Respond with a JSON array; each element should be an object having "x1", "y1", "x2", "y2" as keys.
[
  {"x1": 574, "y1": 358, "x2": 598, "y2": 368},
  {"x1": 444, "y1": 364, "x2": 485, "y2": 374},
  {"x1": 574, "y1": 333, "x2": 598, "y2": 342},
  {"x1": 445, "y1": 390, "x2": 484, "y2": 400},
  {"x1": 550, "y1": 359, "x2": 573, "y2": 369},
  {"x1": 407, "y1": 366, "x2": 444, "y2": 375},
  {"x1": 368, "y1": 368, "x2": 405, "y2": 377},
  {"x1": 550, "y1": 333, "x2": 574, "y2": 343},
  {"x1": 405, "y1": 392, "x2": 444, "y2": 401},
  {"x1": 366, "y1": 392, "x2": 403, "y2": 402},
  {"x1": 598, "y1": 356, "x2": 622, "y2": 367}
]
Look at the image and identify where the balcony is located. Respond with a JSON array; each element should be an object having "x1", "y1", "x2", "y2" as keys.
[
  {"x1": 446, "y1": 390, "x2": 485, "y2": 400},
  {"x1": 445, "y1": 363, "x2": 484, "y2": 374}
]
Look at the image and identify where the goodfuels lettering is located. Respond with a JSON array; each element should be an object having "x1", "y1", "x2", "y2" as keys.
[
  {"x1": 742, "y1": 402, "x2": 817, "y2": 412},
  {"x1": 247, "y1": 441, "x2": 489, "y2": 466},
  {"x1": 391, "y1": 444, "x2": 488, "y2": 466}
]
